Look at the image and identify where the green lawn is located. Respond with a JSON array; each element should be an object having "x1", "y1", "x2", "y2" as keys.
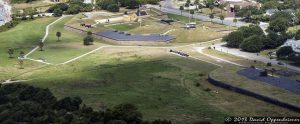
[
  {"x1": 27, "y1": 16, "x2": 106, "y2": 64},
  {"x1": 0, "y1": 17, "x2": 58, "y2": 80},
  {"x1": 108, "y1": 23, "x2": 143, "y2": 31},
  {"x1": 167, "y1": 13, "x2": 197, "y2": 23},
  {"x1": 0, "y1": 12, "x2": 298, "y2": 124},
  {"x1": 19, "y1": 47, "x2": 298, "y2": 123}
]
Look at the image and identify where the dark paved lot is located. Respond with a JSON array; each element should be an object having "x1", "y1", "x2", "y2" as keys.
[
  {"x1": 96, "y1": 30, "x2": 175, "y2": 42},
  {"x1": 238, "y1": 68, "x2": 300, "y2": 93}
]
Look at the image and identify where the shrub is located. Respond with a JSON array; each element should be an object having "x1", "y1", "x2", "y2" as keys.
[
  {"x1": 195, "y1": 83, "x2": 201, "y2": 87},
  {"x1": 223, "y1": 31, "x2": 244, "y2": 48},
  {"x1": 53, "y1": 8, "x2": 63, "y2": 17},
  {"x1": 276, "y1": 46, "x2": 294, "y2": 59},
  {"x1": 83, "y1": 35, "x2": 94, "y2": 45},
  {"x1": 204, "y1": 88, "x2": 211, "y2": 92},
  {"x1": 240, "y1": 35, "x2": 264, "y2": 52},
  {"x1": 107, "y1": 4, "x2": 120, "y2": 12},
  {"x1": 267, "y1": 62, "x2": 272, "y2": 66},
  {"x1": 260, "y1": 70, "x2": 268, "y2": 77},
  {"x1": 295, "y1": 30, "x2": 300, "y2": 40}
]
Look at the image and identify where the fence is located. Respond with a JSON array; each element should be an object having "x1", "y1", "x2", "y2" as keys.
[{"x1": 208, "y1": 74, "x2": 300, "y2": 113}]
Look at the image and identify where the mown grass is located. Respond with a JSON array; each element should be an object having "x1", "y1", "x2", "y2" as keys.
[
  {"x1": 108, "y1": 23, "x2": 142, "y2": 31},
  {"x1": 0, "y1": 17, "x2": 57, "y2": 80},
  {"x1": 0, "y1": 13, "x2": 298, "y2": 124},
  {"x1": 21, "y1": 47, "x2": 299, "y2": 123},
  {"x1": 27, "y1": 16, "x2": 106, "y2": 64}
]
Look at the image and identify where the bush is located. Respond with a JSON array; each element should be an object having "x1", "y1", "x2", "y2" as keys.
[
  {"x1": 240, "y1": 35, "x2": 264, "y2": 52},
  {"x1": 48, "y1": 3, "x2": 69, "y2": 13},
  {"x1": 260, "y1": 70, "x2": 268, "y2": 77},
  {"x1": 267, "y1": 62, "x2": 272, "y2": 66},
  {"x1": 107, "y1": 4, "x2": 120, "y2": 12},
  {"x1": 83, "y1": 35, "x2": 94, "y2": 45},
  {"x1": 53, "y1": 8, "x2": 63, "y2": 17},
  {"x1": 195, "y1": 83, "x2": 201, "y2": 87},
  {"x1": 223, "y1": 31, "x2": 244, "y2": 48},
  {"x1": 295, "y1": 30, "x2": 300, "y2": 40},
  {"x1": 276, "y1": 46, "x2": 294, "y2": 58},
  {"x1": 204, "y1": 88, "x2": 211, "y2": 92}
]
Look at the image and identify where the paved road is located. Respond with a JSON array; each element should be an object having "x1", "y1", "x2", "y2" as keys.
[
  {"x1": 147, "y1": 0, "x2": 248, "y2": 27},
  {"x1": 213, "y1": 43, "x2": 300, "y2": 72}
]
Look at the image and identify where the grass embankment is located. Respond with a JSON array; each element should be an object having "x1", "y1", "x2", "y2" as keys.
[{"x1": 210, "y1": 66, "x2": 300, "y2": 107}]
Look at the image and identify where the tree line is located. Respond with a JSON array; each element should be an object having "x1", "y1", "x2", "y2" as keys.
[{"x1": 0, "y1": 83, "x2": 173, "y2": 124}]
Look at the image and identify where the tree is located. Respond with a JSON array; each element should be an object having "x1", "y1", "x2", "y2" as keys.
[
  {"x1": 179, "y1": 6, "x2": 184, "y2": 15},
  {"x1": 295, "y1": 30, "x2": 300, "y2": 40},
  {"x1": 233, "y1": 18, "x2": 237, "y2": 26},
  {"x1": 194, "y1": 0, "x2": 200, "y2": 9},
  {"x1": 190, "y1": 10, "x2": 195, "y2": 18},
  {"x1": 0, "y1": 83, "x2": 172, "y2": 124},
  {"x1": 276, "y1": 46, "x2": 294, "y2": 58},
  {"x1": 112, "y1": 103, "x2": 143, "y2": 124},
  {"x1": 56, "y1": 32, "x2": 61, "y2": 41},
  {"x1": 238, "y1": 25, "x2": 264, "y2": 38},
  {"x1": 220, "y1": 15, "x2": 225, "y2": 24},
  {"x1": 87, "y1": 31, "x2": 92, "y2": 35},
  {"x1": 209, "y1": 13, "x2": 214, "y2": 22},
  {"x1": 19, "y1": 51, "x2": 25, "y2": 58},
  {"x1": 268, "y1": 18, "x2": 288, "y2": 33},
  {"x1": 83, "y1": 35, "x2": 94, "y2": 45},
  {"x1": 218, "y1": 3, "x2": 227, "y2": 14},
  {"x1": 240, "y1": 35, "x2": 264, "y2": 53},
  {"x1": 19, "y1": 58, "x2": 24, "y2": 69},
  {"x1": 223, "y1": 31, "x2": 244, "y2": 48},
  {"x1": 53, "y1": 8, "x2": 63, "y2": 17},
  {"x1": 107, "y1": 4, "x2": 120, "y2": 12},
  {"x1": 39, "y1": 41, "x2": 44, "y2": 51},
  {"x1": 295, "y1": 9, "x2": 300, "y2": 24},
  {"x1": 7, "y1": 48, "x2": 14, "y2": 58},
  {"x1": 209, "y1": 5, "x2": 214, "y2": 13}
]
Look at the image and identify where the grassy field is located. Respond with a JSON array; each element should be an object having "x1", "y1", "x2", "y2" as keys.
[
  {"x1": 11, "y1": 0, "x2": 54, "y2": 13},
  {"x1": 19, "y1": 47, "x2": 298, "y2": 123},
  {"x1": 0, "y1": 17, "x2": 57, "y2": 80},
  {"x1": 108, "y1": 23, "x2": 144, "y2": 31},
  {"x1": 27, "y1": 16, "x2": 107, "y2": 64},
  {"x1": 0, "y1": 11, "x2": 299, "y2": 123}
]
